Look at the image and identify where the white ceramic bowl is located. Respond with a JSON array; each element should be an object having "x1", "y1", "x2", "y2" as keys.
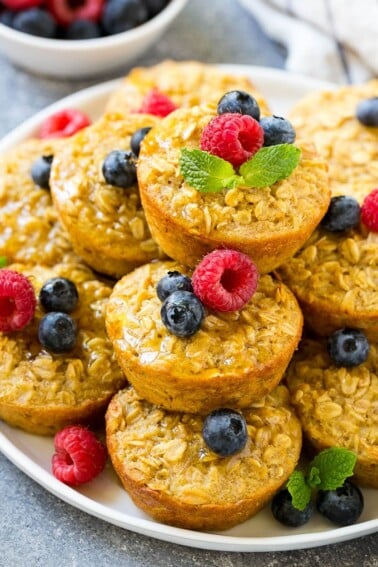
[{"x1": 0, "y1": 0, "x2": 188, "y2": 79}]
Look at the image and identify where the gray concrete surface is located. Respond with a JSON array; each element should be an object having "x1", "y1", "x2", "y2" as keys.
[{"x1": 0, "y1": 0, "x2": 377, "y2": 565}]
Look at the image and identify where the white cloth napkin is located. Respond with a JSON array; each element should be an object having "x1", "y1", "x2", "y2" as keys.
[{"x1": 238, "y1": 0, "x2": 378, "y2": 84}]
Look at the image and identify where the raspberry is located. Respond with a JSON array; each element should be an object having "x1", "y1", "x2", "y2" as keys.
[
  {"x1": 192, "y1": 249, "x2": 259, "y2": 312},
  {"x1": 200, "y1": 113, "x2": 264, "y2": 168},
  {"x1": 52, "y1": 425, "x2": 107, "y2": 486},
  {"x1": 2, "y1": 0, "x2": 43, "y2": 9},
  {"x1": 38, "y1": 109, "x2": 91, "y2": 139},
  {"x1": 136, "y1": 88, "x2": 177, "y2": 117},
  {"x1": 0, "y1": 269, "x2": 36, "y2": 332},
  {"x1": 361, "y1": 189, "x2": 378, "y2": 232},
  {"x1": 46, "y1": 0, "x2": 104, "y2": 26}
]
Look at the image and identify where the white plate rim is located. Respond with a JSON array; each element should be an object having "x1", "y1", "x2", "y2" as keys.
[
  {"x1": 1, "y1": 427, "x2": 377, "y2": 553},
  {"x1": 1, "y1": 64, "x2": 377, "y2": 552}
]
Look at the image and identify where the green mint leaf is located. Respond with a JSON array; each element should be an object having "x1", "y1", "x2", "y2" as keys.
[
  {"x1": 180, "y1": 148, "x2": 240, "y2": 193},
  {"x1": 307, "y1": 466, "x2": 321, "y2": 488},
  {"x1": 287, "y1": 470, "x2": 312, "y2": 511},
  {"x1": 0, "y1": 256, "x2": 7, "y2": 268},
  {"x1": 239, "y1": 144, "x2": 301, "y2": 188},
  {"x1": 310, "y1": 447, "x2": 357, "y2": 491}
]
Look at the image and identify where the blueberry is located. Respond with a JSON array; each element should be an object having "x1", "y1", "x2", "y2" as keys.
[
  {"x1": 217, "y1": 90, "x2": 261, "y2": 121},
  {"x1": 38, "y1": 312, "x2": 77, "y2": 353},
  {"x1": 320, "y1": 196, "x2": 360, "y2": 232},
  {"x1": 156, "y1": 271, "x2": 193, "y2": 302},
  {"x1": 64, "y1": 19, "x2": 102, "y2": 40},
  {"x1": 102, "y1": 0, "x2": 149, "y2": 35},
  {"x1": 144, "y1": 0, "x2": 170, "y2": 17},
  {"x1": 202, "y1": 409, "x2": 248, "y2": 457},
  {"x1": 31, "y1": 155, "x2": 54, "y2": 190},
  {"x1": 130, "y1": 127, "x2": 152, "y2": 157},
  {"x1": 271, "y1": 489, "x2": 315, "y2": 527},
  {"x1": 356, "y1": 97, "x2": 378, "y2": 127},
  {"x1": 102, "y1": 150, "x2": 137, "y2": 188},
  {"x1": 316, "y1": 480, "x2": 364, "y2": 526},
  {"x1": 12, "y1": 8, "x2": 56, "y2": 39},
  {"x1": 161, "y1": 290, "x2": 204, "y2": 337},
  {"x1": 0, "y1": 9, "x2": 15, "y2": 27},
  {"x1": 39, "y1": 277, "x2": 79, "y2": 313},
  {"x1": 327, "y1": 328, "x2": 370, "y2": 367},
  {"x1": 260, "y1": 115, "x2": 296, "y2": 146}
]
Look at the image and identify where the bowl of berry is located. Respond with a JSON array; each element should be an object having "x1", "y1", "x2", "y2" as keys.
[{"x1": 0, "y1": 0, "x2": 188, "y2": 78}]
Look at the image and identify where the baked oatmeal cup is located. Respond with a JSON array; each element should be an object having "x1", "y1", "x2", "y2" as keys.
[
  {"x1": 105, "y1": 59, "x2": 271, "y2": 117},
  {"x1": 50, "y1": 112, "x2": 163, "y2": 279},
  {"x1": 105, "y1": 260, "x2": 303, "y2": 414},
  {"x1": 0, "y1": 138, "x2": 78, "y2": 267},
  {"x1": 277, "y1": 223, "x2": 378, "y2": 341},
  {"x1": 285, "y1": 338, "x2": 378, "y2": 488},
  {"x1": 137, "y1": 105, "x2": 330, "y2": 273},
  {"x1": 289, "y1": 80, "x2": 378, "y2": 202},
  {"x1": 106, "y1": 384, "x2": 302, "y2": 531},
  {"x1": 277, "y1": 83, "x2": 378, "y2": 339},
  {"x1": 0, "y1": 262, "x2": 126, "y2": 435}
]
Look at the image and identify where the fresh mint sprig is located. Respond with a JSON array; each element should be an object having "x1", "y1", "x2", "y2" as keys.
[
  {"x1": 0, "y1": 256, "x2": 7, "y2": 268},
  {"x1": 179, "y1": 149, "x2": 242, "y2": 193},
  {"x1": 287, "y1": 448, "x2": 357, "y2": 511},
  {"x1": 239, "y1": 144, "x2": 301, "y2": 188},
  {"x1": 180, "y1": 144, "x2": 301, "y2": 193},
  {"x1": 286, "y1": 470, "x2": 312, "y2": 511}
]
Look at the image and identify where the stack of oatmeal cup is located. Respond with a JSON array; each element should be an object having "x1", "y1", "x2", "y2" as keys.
[{"x1": 0, "y1": 61, "x2": 376, "y2": 531}]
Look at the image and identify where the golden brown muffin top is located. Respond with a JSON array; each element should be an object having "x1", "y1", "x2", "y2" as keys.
[
  {"x1": 0, "y1": 138, "x2": 77, "y2": 267},
  {"x1": 50, "y1": 112, "x2": 160, "y2": 262},
  {"x1": 286, "y1": 338, "x2": 378, "y2": 462},
  {"x1": 278, "y1": 224, "x2": 378, "y2": 314},
  {"x1": 0, "y1": 262, "x2": 125, "y2": 407},
  {"x1": 105, "y1": 59, "x2": 271, "y2": 117},
  {"x1": 106, "y1": 384, "x2": 301, "y2": 505},
  {"x1": 106, "y1": 260, "x2": 303, "y2": 378},
  {"x1": 289, "y1": 80, "x2": 378, "y2": 202},
  {"x1": 138, "y1": 105, "x2": 329, "y2": 240}
]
